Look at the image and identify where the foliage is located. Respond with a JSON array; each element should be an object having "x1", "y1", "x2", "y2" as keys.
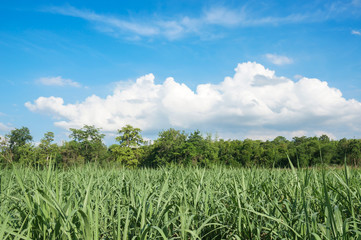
[
  {"x1": 37, "y1": 132, "x2": 60, "y2": 166},
  {"x1": 60, "y1": 140, "x2": 85, "y2": 166},
  {"x1": 150, "y1": 128, "x2": 188, "y2": 166},
  {"x1": 182, "y1": 131, "x2": 218, "y2": 166},
  {"x1": 115, "y1": 124, "x2": 143, "y2": 147},
  {"x1": 1, "y1": 125, "x2": 361, "y2": 168},
  {"x1": 2, "y1": 166, "x2": 361, "y2": 239},
  {"x1": 5, "y1": 127, "x2": 33, "y2": 162},
  {"x1": 68, "y1": 125, "x2": 107, "y2": 163},
  {"x1": 0, "y1": 136, "x2": 13, "y2": 163},
  {"x1": 112, "y1": 125, "x2": 144, "y2": 167},
  {"x1": 111, "y1": 145, "x2": 144, "y2": 168}
]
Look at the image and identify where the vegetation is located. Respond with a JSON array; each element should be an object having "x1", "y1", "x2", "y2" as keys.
[
  {"x1": 1, "y1": 125, "x2": 361, "y2": 168},
  {"x1": 1, "y1": 126, "x2": 361, "y2": 238},
  {"x1": 1, "y1": 165, "x2": 361, "y2": 239}
]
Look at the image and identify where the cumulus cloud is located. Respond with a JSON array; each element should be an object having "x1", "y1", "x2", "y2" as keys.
[
  {"x1": 265, "y1": 54, "x2": 293, "y2": 65},
  {"x1": 25, "y1": 62, "x2": 361, "y2": 139},
  {"x1": 352, "y1": 30, "x2": 361, "y2": 35},
  {"x1": 37, "y1": 76, "x2": 81, "y2": 87}
]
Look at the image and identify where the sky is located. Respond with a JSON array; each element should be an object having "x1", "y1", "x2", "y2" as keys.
[{"x1": 1, "y1": 0, "x2": 361, "y2": 144}]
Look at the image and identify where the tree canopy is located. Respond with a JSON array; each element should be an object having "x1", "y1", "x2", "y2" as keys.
[
  {"x1": 1, "y1": 125, "x2": 361, "y2": 168},
  {"x1": 116, "y1": 125, "x2": 143, "y2": 148}
]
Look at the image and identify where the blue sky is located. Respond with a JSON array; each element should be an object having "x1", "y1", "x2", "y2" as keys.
[{"x1": 1, "y1": 0, "x2": 361, "y2": 143}]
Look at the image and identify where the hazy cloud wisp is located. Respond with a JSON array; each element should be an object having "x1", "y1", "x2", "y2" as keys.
[
  {"x1": 37, "y1": 76, "x2": 81, "y2": 87},
  {"x1": 352, "y1": 30, "x2": 361, "y2": 35},
  {"x1": 265, "y1": 54, "x2": 293, "y2": 65},
  {"x1": 43, "y1": 4, "x2": 353, "y2": 40}
]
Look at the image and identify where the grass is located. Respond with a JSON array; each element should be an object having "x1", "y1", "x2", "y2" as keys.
[{"x1": 1, "y1": 164, "x2": 361, "y2": 239}]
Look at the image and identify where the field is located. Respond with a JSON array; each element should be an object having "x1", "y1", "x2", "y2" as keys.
[{"x1": 1, "y1": 165, "x2": 361, "y2": 239}]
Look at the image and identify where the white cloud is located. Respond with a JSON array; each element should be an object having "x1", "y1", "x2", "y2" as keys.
[
  {"x1": 25, "y1": 62, "x2": 361, "y2": 139},
  {"x1": 37, "y1": 76, "x2": 81, "y2": 87},
  {"x1": 351, "y1": 30, "x2": 361, "y2": 35},
  {"x1": 265, "y1": 54, "x2": 293, "y2": 65}
]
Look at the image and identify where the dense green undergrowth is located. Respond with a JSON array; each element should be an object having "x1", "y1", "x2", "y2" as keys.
[{"x1": 1, "y1": 165, "x2": 361, "y2": 239}]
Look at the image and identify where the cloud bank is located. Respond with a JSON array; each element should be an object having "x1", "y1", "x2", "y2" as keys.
[
  {"x1": 25, "y1": 62, "x2": 361, "y2": 139},
  {"x1": 37, "y1": 76, "x2": 81, "y2": 87}
]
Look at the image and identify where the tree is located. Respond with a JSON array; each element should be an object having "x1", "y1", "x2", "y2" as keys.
[
  {"x1": 70, "y1": 125, "x2": 105, "y2": 143},
  {"x1": 182, "y1": 130, "x2": 218, "y2": 166},
  {"x1": 290, "y1": 136, "x2": 322, "y2": 167},
  {"x1": 347, "y1": 139, "x2": 361, "y2": 166},
  {"x1": 260, "y1": 141, "x2": 277, "y2": 167},
  {"x1": 17, "y1": 143, "x2": 37, "y2": 166},
  {"x1": 37, "y1": 132, "x2": 59, "y2": 166},
  {"x1": 150, "y1": 128, "x2": 187, "y2": 166},
  {"x1": 68, "y1": 125, "x2": 106, "y2": 163},
  {"x1": 60, "y1": 141, "x2": 84, "y2": 166},
  {"x1": 112, "y1": 125, "x2": 144, "y2": 167},
  {"x1": 319, "y1": 134, "x2": 330, "y2": 143},
  {"x1": 111, "y1": 146, "x2": 143, "y2": 167},
  {"x1": 6, "y1": 127, "x2": 33, "y2": 162},
  {"x1": 116, "y1": 125, "x2": 143, "y2": 147},
  {"x1": 40, "y1": 132, "x2": 55, "y2": 147},
  {"x1": 216, "y1": 139, "x2": 236, "y2": 166},
  {"x1": 240, "y1": 139, "x2": 256, "y2": 167},
  {"x1": 272, "y1": 136, "x2": 289, "y2": 167}
]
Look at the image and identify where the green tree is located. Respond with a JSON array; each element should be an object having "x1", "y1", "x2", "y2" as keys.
[
  {"x1": 240, "y1": 139, "x2": 257, "y2": 167},
  {"x1": 272, "y1": 136, "x2": 289, "y2": 167},
  {"x1": 317, "y1": 135, "x2": 337, "y2": 165},
  {"x1": 260, "y1": 141, "x2": 277, "y2": 167},
  {"x1": 116, "y1": 125, "x2": 144, "y2": 147},
  {"x1": 17, "y1": 143, "x2": 37, "y2": 166},
  {"x1": 183, "y1": 131, "x2": 218, "y2": 166},
  {"x1": 336, "y1": 138, "x2": 349, "y2": 165},
  {"x1": 347, "y1": 139, "x2": 361, "y2": 166},
  {"x1": 150, "y1": 128, "x2": 187, "y2": 166},
  {"x1": 60, "y1": 141, "x2": 84, "y2": 166},
  {"x1": 112, "y1": 125, "x2": 144, "y2": 167},
  {"x1": 216, "y1": 139, "x2": 237, "y2": 166},
  {"x1": 319, "y1": 134, "x2": 330, "y2": 143},
  {"x1": 290, "y1": 136, "x2": 321, "y2": 167},
  {"x1": 68, "y1": 125, "x2": 106, "y2": 163},
  {"x1": 6, "y1": 127, "x2": 33, "y2": 162},
  {"x1": 37, "y1": 132, "x2": 59, "y2": 166}
]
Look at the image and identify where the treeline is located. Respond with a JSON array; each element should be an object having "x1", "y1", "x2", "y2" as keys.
[{"x1": 1, "y1": 125, "x2": 361, "y2": 168}]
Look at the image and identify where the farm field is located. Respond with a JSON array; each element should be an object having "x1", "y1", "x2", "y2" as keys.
[{"x1": 1, "y1": 165, "x2": 361, "y2": 239}]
